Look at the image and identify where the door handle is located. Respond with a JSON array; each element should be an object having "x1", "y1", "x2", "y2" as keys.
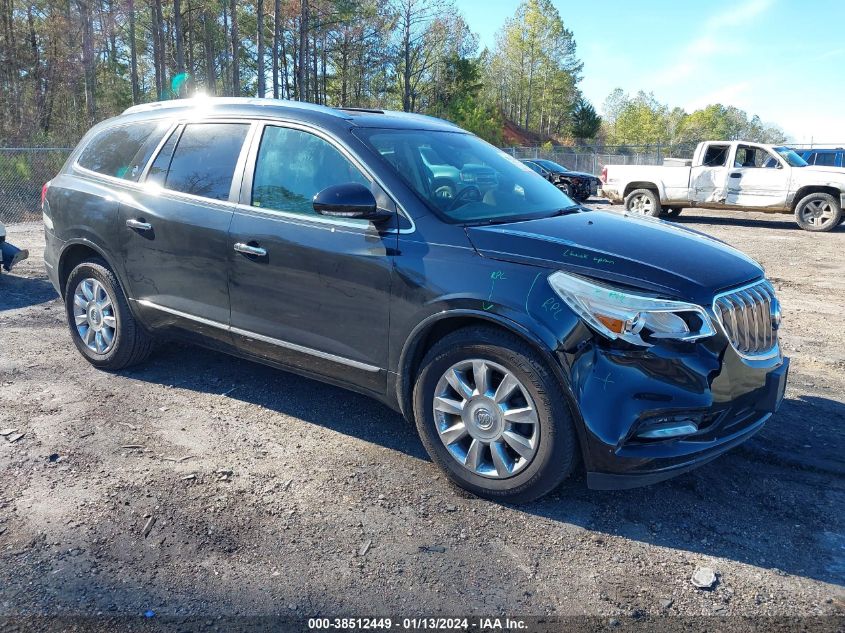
[
  {"x1": 729, "y1": 173, "x2": 742, "y2": 178},
  {"x1": 233, "y1": 242, "x2": 267, "y2": 257},
  {"x1": 126, "y1": 218, "x2": 152, "y2": 231}
]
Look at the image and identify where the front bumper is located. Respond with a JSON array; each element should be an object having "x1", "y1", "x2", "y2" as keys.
[{"x1": 563, "y1": 335, "x2": 788, "y2": 490}]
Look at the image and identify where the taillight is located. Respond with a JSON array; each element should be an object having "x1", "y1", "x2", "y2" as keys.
[
  {"x1": 600, "y1": 167, "x2": 608, "y2": 184},
  {"x1": 41, "y1": 181, "x2": 50, "y2": 208}
]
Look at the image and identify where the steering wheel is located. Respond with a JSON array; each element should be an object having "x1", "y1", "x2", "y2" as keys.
[{"x1": 446, "y1": 185, "x2": 482, "y2": 211}]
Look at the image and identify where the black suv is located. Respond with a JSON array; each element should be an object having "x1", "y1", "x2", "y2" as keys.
[
  {"x1": 42, "y1": 98, "x2": 789, "y2": 502},
  {"x1": 520, "y1": 158, "x2": 601, "y2": 202}
]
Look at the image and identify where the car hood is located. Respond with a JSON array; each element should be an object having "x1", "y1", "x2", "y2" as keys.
[
  {"x1": 465, "y1": 211, "x2": 763, "y2": 304},
  {"x1": 554, "y1": 170, "x2": 597, "y2": 180}
]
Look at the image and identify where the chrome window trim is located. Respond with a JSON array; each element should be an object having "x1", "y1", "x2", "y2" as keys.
[
  {"x1": 241, "y1": 118, "x2": 417, "y2": 235},
  {"x1": 711, "y1": 278, "x2": 780, "y2": 361},
  {"x1": 140, "y1": 118, "x2": 255, "y2": 203},
  {"x1": 231, "y1": 202, "x2": 387, "y2": 236},
  {"x1": 137, "y1": 121, "x2": 183, "y2": 182},
  {"x1": 134, "y1": 299, "x2": 382, "y2": 373},
  {"x1": 74, "y1": 114, "x2": 416, "y2": 235},
  {"x1": 242, "y1": 118, "x2": 415, "y2": 234}
]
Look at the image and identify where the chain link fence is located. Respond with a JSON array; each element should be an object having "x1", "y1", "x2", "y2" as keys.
[
  {"x1": 503, "y1": 143, "x2": 699, "y2": 175},
  {"x1": 0, "y1": 148, "x2": 72, "y2": 224}
]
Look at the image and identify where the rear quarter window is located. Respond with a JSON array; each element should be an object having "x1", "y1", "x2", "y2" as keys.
[{"x1": 76, "y1": 120, "x2": 170, "y2": 181}]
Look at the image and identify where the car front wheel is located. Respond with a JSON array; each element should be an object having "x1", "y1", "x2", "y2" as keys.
[
  {"x1": 64, "y1": 258, "x2": 153, "y2": 369},
  {"x1": 413, "y1": 327, "x2": 579, "y2": 503}
]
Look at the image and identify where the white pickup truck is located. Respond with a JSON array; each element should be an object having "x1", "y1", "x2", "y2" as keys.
[{"x1": 600, "y1": 140, "x2": 845, "y2": 232}]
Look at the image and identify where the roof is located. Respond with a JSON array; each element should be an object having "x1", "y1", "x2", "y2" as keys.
[{"x1": 120, "y1": 97, "x2": 464, "y2": 133}]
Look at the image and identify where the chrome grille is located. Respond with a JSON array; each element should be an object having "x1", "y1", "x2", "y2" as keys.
[{"x1": 713, "y1": 280, "x2": 780, "y2": 358}]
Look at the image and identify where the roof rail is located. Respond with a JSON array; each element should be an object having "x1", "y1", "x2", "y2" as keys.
[
  {"x1": 336, "y1": 106, "x2": 385, "y2": 114},
  {"x1": 122, "y1": 96, "x2": 348, "y2": 118}
]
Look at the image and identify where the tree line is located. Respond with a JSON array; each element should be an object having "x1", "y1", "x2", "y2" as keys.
[
  {"x1": 0, "y1": 0, "x2": 786, "y2": 148},
  {"x1": 600, "y1": 89, "x2": 786, "y2": 148}
]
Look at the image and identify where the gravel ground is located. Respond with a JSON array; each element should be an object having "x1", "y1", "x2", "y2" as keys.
[{"x1": 1, "y1": 206, "x2": 843, "y2": 630}]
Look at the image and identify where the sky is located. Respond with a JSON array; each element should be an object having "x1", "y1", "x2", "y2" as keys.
[{"x1": 457, "y1": 0, "x2": 845, "y2": 144}]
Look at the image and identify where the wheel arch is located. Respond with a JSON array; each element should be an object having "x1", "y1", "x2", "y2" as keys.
[
  {"x1": 396, "y1": 310, "x2": 569, "y2": 420},
  {"x1": 790, "y1": 185, "x2": 842, "y2": 211},
  {"x1": 58, "y1": 240, "x2": 124, "y2": 299},
  {"x1": 623, "y1": 181, "x2": 662, "y2": 199},
  {"x1": 395, "y1": 309, "x2": 593, "y2": 472}
]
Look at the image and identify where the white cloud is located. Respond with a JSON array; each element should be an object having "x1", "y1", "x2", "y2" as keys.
[
  {"x1": 650, "y1": 0, "x2": 775, "y2": 87},
  {"x1": 705, "y1": 0, "x2": 775, "y2": 29}
]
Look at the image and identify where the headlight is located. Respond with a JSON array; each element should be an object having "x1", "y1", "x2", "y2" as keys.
[{"x1": 548, "y1": 271, "x2": 715, "y2": 346}]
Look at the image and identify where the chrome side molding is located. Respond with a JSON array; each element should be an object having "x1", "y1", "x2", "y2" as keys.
[{"x1": 134, "y1": 299, "x2": 381, "y2": 373}]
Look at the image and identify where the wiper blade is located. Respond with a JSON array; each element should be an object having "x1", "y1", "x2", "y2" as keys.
[{"x1": 465, "y1": 206, "x2": 583, "y2": 226}]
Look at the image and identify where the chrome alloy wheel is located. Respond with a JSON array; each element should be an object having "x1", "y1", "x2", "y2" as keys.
[
  {"x1": 628, "y1": 193, "x2": 654, "y2": 215},
  {"x1": 433, "y1": 359, "x2": 540, "y2": 479},
  {"x1": 72, "y1": 277, "x2": 117, "y2": 354},
  {"x1": 799, "y1": 198, "x2": 836, "y2": 228}
]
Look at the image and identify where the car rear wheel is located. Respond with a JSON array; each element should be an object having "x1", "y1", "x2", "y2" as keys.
[
  {"x1": 64, "y1": 258, "x2": 153, "y2": 369},
  {"x1": 794, "y1": 193, "x2": 842, "y2": 232},
  {"x1": 624, "y1": 188, "x2": 663, "y2": 217},
  {"x1": 412, "y1": 326, "x2": 579, "y2": 503}
]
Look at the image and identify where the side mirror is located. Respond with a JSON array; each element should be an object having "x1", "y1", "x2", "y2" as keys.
[{"x1": 312, "y1": 183, "x2": 392, "y2": 222}]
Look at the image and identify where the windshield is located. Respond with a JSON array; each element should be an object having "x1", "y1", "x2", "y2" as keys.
[
  {"x1": 774, "y1": 147, "x2": 808, "y2": 167},
  {"x1": 355, "y1": 129, "x2": 576, "y2": 223}
]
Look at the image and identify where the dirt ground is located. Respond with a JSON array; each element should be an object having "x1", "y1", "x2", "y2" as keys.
[{"x1": 1, "y1": 205, "x2": 844, "y2": 631}]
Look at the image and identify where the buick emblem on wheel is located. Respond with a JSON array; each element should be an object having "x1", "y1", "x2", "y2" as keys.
[{"x1": 474, "y1": 409, "x2": 493, "y2": 429}]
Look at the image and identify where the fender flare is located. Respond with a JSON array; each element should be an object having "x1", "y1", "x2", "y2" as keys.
[
  {"x1": 394, "y1": 307, "x2": 593, "y2": 467},
  {"x1": 57, "y1": 238, "x2": 135, "y2": 309}
]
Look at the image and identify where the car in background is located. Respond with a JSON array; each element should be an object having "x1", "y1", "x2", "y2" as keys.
[
  {"x1": 601, "y1": 140, "x2": 845, "y2": 232},
  {"x1": 418, "y1": 145, "x2": 498, "y2": 201},
  {"x1": 793, "y1": 148, "x2": 844, "y2": 169},
  {"x1": 520, "y1": 158, "x2": 600, "y2": 202},
  {"x1": 0, "y1": 221, "x2": 29, "y2": 273}
]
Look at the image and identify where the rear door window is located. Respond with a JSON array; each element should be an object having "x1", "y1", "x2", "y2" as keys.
[
  {"x1": 702, "y1": 145, "x2": 729, "y2": 167},
  {"x1": 156, "y1": 123, "x2": 250, "y2": 201},
  {"x1": 77, "y1": 120, "x2": 170, "y2": 181}
]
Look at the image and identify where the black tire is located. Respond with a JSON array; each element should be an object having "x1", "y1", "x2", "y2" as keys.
[
  {"x1": 64, "y1": 258, "x2": 153, "y2": 369},
  {"x1": 794, "y1": 192, "x2": 842, "y2": 232},
  {"x1": 412, "y1": 326, "x2": 579, "y2": 503},
  {"x1": 664, "y1": 207, "x2": 683, "y2": 218},
  {"x1": 624, "y1": 188, "x2": 663, "y2": 217}
]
